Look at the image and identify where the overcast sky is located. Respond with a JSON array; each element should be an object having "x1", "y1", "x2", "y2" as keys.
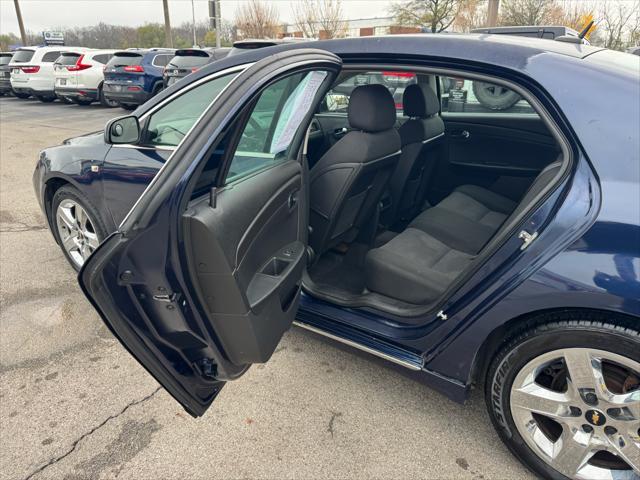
[{"x1": 0, "y1": 0, "x2": 392, "y2": 35}]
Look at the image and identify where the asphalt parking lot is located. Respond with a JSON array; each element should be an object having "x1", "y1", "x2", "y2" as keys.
[{"x1": 0, "y1": 95, "x2": 535, "y2": 480}]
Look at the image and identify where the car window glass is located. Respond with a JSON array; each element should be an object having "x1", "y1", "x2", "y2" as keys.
[
  {"x1": 11, "y1": 49, "x2": 34, "y2": 63},
  {"x1": 42, "y1": 51, "x2": 63, "y2": 62},
  {"x1": 439, "y1": 77, "x2": 536, "y2": 114},
  {"x1": 56, "y1": 53, "x2": 80, "y2": 65},
  {"x1": 145, "y1": 72, "x2": 238, "y2": 147},
  {"x1": 152, "y1": 54, "x2": 172, "y2": 67},
  {"x1": 319, "y1": 71, "x2": 416, "y2": 116},
  {"x1": 0, "y1": 55, "x2": 13, "y2": 65},
  {"x1": 225, "y1": 70, "x2": 328, "y2": 184},
  {"x1": 93, "y1": 54, "x2": 112, "y2": 64},
  {"x1": 107, "y1": 54, "x2": 143, "y2": 68}
]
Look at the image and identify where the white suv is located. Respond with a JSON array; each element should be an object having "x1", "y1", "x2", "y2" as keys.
[
  {"x1": 9, "y1": 46, "x2": 87, "y2": 102},
  {"x1": 54, "y1": 49, "x2": 118, "y2": 106}
]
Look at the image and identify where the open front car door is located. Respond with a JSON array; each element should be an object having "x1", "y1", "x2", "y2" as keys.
[{"x1": 79, "y1": 49, "x2": 343, "y2": 416}]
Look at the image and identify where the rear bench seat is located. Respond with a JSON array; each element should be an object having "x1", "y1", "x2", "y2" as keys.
[{"x1": 364, "y1": 161, "x2": 562, "y2": 304}]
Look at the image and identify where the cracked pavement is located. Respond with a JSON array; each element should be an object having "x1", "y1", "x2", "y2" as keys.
[{"x1": 0, "y1": 96, "x2": 535, "y2": 479}]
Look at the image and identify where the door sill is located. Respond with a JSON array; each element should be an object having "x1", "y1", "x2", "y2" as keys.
[{"x1": 293, "y1": 320, "x2": 424, "y2": 371}]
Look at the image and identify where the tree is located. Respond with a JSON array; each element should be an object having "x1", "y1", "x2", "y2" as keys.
[
  {"x1": 137, "y1": 23, "x2": 166, "y2": 48},
  {"x1": 498, "y1": 0, "x2": 562, "y2": 26},
  {"x1": 293, "y1": 0, "x2": 347, "y2": 39},
  {"x1": 235, "y1": 0, "x2": 280, "y2": 39},
  {"x1": 597, "y1": 0, "x2": 639, "y2": 50},
  {"x1": 390, "y1": 0, "x2": 461, "y2": 33},
  {"x1": 454, "y1": 0, "x2": 487, "y2": 32},
  {"x1": 0, "y1": 32, "x2": 20, "y2": 50}
]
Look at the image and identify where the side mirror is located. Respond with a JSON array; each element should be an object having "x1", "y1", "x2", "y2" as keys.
[{"x1": 105, "y1": 115, "x2": 140, "y2": 144}]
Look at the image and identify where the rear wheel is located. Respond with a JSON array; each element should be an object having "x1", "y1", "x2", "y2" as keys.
[
  {"x1": 51, "y1": 186, "x2": 107, "y2": 271},
  {"x1": 98, "y1": 85, "x2": 118, "y2": 107},
  {"x1": 120, "y1": 103, "x2": 136, "y2": 111},
  {"x1": 37, "y1": 95, "x2": 56, "y2": 103},
  {"x1": 13, "y1": 91, "x2": 30, "y2": 99},
  {"x1": 486, "y1": 318, "x2": 640, "y2": 479},
  {"x1": 74, "y1": 99, "x2": 93, "y2": 106},
  {"x1": 59, "y1": 96, "x2": 74, "y2": 104}
]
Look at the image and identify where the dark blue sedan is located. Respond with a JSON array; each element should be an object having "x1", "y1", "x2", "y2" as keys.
[{"x1": 33, "y1": 35, "x2": 640, "y2": 480}]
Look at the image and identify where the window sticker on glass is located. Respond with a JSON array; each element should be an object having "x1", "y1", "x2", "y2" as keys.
[{"x1": 269, "y1": 70, "x2": 327, "y2": 154}]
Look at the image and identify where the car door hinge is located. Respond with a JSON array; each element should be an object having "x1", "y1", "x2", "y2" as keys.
[
  {"x1": 518, "y1": 230, "x2": 538, "y2": 250},
  {"x1": 436, "y1": 310, "x2": 448, "y2": 321}
]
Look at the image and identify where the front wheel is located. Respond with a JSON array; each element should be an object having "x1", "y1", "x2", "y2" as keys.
[
  {"x1": 37, "y1": 95, "x2": 56, "y2": 103},
  {"x1": 486, "y1": 317, "x2": 640, "y2": 479},
  {"x1": 51, "y1": 186, "x2": 107, "y2": 271},
  {"x1": 74, "y1": 99, "x2": 93, "y2": 106},
  {"x1": 13, "y1": 91, "x2": 30, "y2": 99},
  {"x1": 120, "y1": 103, "x2": 136, "y2": 111}
]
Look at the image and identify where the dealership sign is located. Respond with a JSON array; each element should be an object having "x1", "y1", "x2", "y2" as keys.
[{"x1": 42, "y1": 31, "x2": 65, "y2": 46}]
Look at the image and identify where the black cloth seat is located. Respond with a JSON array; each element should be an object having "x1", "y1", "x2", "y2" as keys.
[
  {"x1": 309, "y1": 84, "x2": 401, "y2": 257},
  {"x1": 364, "y1": 161, "x2": 563, "y2": 304},
  {"x1": 386, "y1": 83, "x2": 444, "y2": 224}
]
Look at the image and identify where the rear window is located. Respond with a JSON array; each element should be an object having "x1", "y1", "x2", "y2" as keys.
[
  {"x1": 42, "y1": 51, "x2": 63, "y2": 62},
  {"x1": 152, "y1": 54, "x2": 172, "y2": 67},
  {"x1": 168, "y1": 54, "x2": 210, "y2": 69},
  {"x1": 11, "y1": 49, "x2": 35, "y2": 63},
  {"x1": 56, "y1": 53, "x2": 81, "y2": 65},
  {"x1": 107, "y1": 53, "x2": 143, "y2": 68},
  {"x1": 0, "y1": 54, "x2": 12, "y2": 66},
  {"x1": 92, "y1": 54, "x2": 113, "y2": 64}
]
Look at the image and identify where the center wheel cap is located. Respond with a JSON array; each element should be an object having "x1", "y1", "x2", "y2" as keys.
[{"x1": 585, "y1": 409, "x2": 606, "y2": 426}]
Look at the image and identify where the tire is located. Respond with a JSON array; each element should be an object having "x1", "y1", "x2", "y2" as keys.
[
  {"x1": 37, "y1": 95, "x2": 56, "y2": 103},
  {"x1": 51, "y1": 185, "x2": 108, "y2": 271},
  {"x1": 59, "y1": 96, "x2": 74, "y2": 104},
  {"x1": 472, "y1": 81, "x2": 521, "y2": 110},
  {"x1": 13, "y1": 91, "x2": 30, "y2": 99},
  {"x1": 485, "y1": 315, "x2": 640, "y2": 480},
  {"x1": 74, "y1": 99, "x2": 93, "y2": 106},
  {"x1": 120, "y1": 103, "x2": 136, "y2": 111},
  {"x1": 98, "y1": 85, "x2": 118, "y2": 108}
]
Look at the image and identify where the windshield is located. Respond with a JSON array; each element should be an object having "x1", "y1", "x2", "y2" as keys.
[
  {"x1": 106, "y1": 53, "x2": 143, "y2": 68},
  {"x1": 11, "y1": 49, "x2": 35, "y2": 63}
]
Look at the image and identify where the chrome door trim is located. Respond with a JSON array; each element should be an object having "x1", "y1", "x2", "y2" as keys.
[{"x1": 293, "y1": 321, "x2": 423, "y2": 371}]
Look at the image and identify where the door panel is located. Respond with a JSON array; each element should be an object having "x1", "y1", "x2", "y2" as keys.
[
  {"x1": 185, "y1": 160, "x2": 305, "y2": 365},
  {"x1": 430, "y1": 113, "x2": 560, "y2": 202},
  {"x1": 80, "y1": 49, "x2": 342, "y2": 416}
]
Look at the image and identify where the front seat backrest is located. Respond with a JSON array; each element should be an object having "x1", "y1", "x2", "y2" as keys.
[
  {"x1": 309, "y1": 84, "x2": 401, "y2": 257},
  {"x1": 387, "y1": 83, "x2": 444, "y2": 225}
]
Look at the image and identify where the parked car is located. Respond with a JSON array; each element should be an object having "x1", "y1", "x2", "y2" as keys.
[
  {"x1": 9, "y1": 46, "x2": 87, "y2": 101},
  {"x1": 54, "y1": 49, "x2": 117, "y2": 106},
  {"x1": 102, "y1": 48, "x2": 175, "y2": 110},
  {"x1": 227, "y1": 37, "x2": 309, "y2": 56},
  {"x1": 0, "y1": 51, "x2": 14, "y2": 95},
  {"x1": 163, "y1": 48, "x2": 230, "y2": 87},
  {"x1": 33, "y1": 36, "x2": 640, "y2": 480},
  {"x1": 627, "y1": 45, "x2": 640, "y2": 56}
]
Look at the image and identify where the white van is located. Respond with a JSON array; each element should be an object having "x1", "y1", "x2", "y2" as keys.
[
  {"x1": 54, "y1": 49, "x2": 118, "y2": 106},
  {"x1": 9, "y1": 46, "x2": 88, "y2": 102}
]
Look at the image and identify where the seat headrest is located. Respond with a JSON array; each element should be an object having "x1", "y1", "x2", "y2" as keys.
[
  {"x1": 403, "y1": 84, "x2": 439, "y2": 118},
  {"x1": 347, "y1": 84, "x2": 396, "y2": 132}
]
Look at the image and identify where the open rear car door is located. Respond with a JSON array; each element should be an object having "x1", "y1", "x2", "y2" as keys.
[{"x1": 79, "y1": 49, "x2": 343, "y2": 416}]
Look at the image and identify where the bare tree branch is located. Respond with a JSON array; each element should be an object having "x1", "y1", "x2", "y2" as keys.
[{"x1": 235, "y1": 0, "x2": 280, "y2": 39}]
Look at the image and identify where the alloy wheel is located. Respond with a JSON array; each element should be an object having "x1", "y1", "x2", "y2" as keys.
[
  {"x1": 510, "y1": 348, "x2": 640, "y2": 479},
  {"x1": 55, "y1": 199, "x2": 100, "y2": 268}
]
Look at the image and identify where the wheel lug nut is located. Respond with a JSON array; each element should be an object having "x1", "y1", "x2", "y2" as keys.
[
  {"x1": 582, "y1": 424, "x2": 594, "y2": 433},
  {"x1": 604, "y1": 426, "x2": 617, "y2": 435}
]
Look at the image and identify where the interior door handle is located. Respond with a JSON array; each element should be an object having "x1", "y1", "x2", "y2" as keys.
[
  {"x1": 450, "y1": 130, "x2": 470, "y2": 139},
  {"x1": 334, "y1": 127, "x2": 348, "y2": 137}
]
